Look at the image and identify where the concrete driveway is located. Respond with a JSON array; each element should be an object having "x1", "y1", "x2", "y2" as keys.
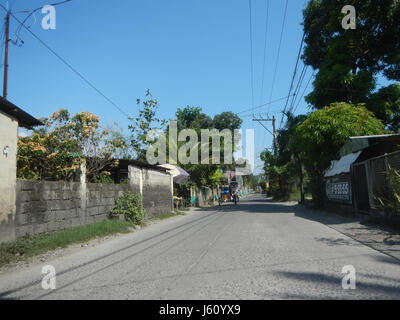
[{"x1": 0, "y1": 194, "x2": 399, "y2": 300}]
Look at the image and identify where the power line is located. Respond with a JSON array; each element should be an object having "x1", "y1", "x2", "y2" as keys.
[
  {"x1": 279, "y1": 64, "x2": 307, "y2": 129},
  {"x1": 292, "y1": 70, "x2": 315, "y2": 115},
  {"x1": 259, "y1": 0, "x2": 269, "y2": 105},
  {"x1": 0, "y1": 3, "x2": 131, "y2": 119},
  {"x1": 241, "y1": 111, "x2": 282, "y2": 118},
  {"x1": 258, "y1": 0, "x2": 270, "y2": 153},
  {"x1": 237, "y1": 94, "x2": 295, "y2": 115},
  {"x1": 266, "y1": 0, "x2": 288, "y2": 114},
  {"x1": 279, "y1": 32, "x2": 305, "y2": 129},
  {"x1": 288, "y1": 64, "x2": 308, "y2": 114},
  {"x1": 287, "y1": 64, "x2": 307, "y2": 115},
  {"x1": 14, "y1": 0, "x2": 72, "y2": 45},
  {"x1": 248, "y1": 0, "x2": 255, "y2": 115}
]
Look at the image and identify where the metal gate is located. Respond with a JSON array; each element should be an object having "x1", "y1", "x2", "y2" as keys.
[{"x1": 352, "y1": 163, "x2": 370, "y2": 212}]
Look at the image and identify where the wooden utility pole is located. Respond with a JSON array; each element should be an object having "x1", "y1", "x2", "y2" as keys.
[
  {"x1": 252, "y1": 116, "x2": 278, "y2": 158},
  {"x1": 272, "y1": 116, "x2": 277, "y2": 157},
  {"x1": 253, "y1": 116, "x2": 278, "y2": 198},
  {"x1": 3, "y1": 12, "x2": 9, "y2": 100}
]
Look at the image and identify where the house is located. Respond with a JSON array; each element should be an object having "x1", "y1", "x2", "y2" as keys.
[
  {"x1": 0, "y1": 98, "x2": 43, "y2": 242},
  {"x1": 324, "y1": 134, "x2": 400, "y2": 215}
]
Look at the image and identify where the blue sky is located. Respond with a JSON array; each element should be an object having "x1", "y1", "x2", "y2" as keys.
[{"x1": 3, "y1": 0, "x2": 312, "y2": 173}]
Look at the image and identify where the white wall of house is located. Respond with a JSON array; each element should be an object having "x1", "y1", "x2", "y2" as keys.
[{"x1": 0, "y1": 110, "x2": 18, "y2": 242}]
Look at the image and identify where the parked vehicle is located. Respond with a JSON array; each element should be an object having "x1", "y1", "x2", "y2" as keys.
[
  {"x1": 218, "y1": 186, "x2": 231, "y2": 205},
  {"x1": 218, "y1": 183, "x2": 240, "y2": 206}
]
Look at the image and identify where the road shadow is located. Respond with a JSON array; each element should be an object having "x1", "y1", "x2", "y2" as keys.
[
  {"x1": 0, "y1": 209, "x2": 223, "y2": 300},
  {"x1": 373, "y1": 254, "x2": 400, "y2": 266},
  {"x1": 313, "y1": 237, "x2": 363, "y2": 247},
  {"x1": 275, "y1": 271, "x2": 400, "y2": 298},
  {"x1": 216, "y1": 198, "x2": 300, "y2": 214}
]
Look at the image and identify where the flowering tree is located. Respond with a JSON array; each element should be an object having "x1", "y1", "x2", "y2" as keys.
[{"x1": 17, "y1": 109, "x2": 125, "y2": 182}]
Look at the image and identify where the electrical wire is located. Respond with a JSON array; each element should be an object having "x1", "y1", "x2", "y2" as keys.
[
  {"x1": 288, "y1": 64, "x2": 308, "y2": 114},
  {"x1": 286, "y1": 64, "x2": 307, "y2": 117},
  {"x1": 237, "y1": 94, "x2": 295, "y2": 115},
  {"x1": 259, "y1": 0, "x2": 269, "y2": 105},
  {"x1": 292, "y1": 70, "x2": 315, "y2": 115},
  {"x1": 266, "y1": 0, "x2": 288, "y2": 114},
  {"x1": 280, "y1": 32, "x2": 305, "y2": 124},
  {"x1": 0, "y1": 3, "x2": 131, "y2": 119},
  {"x1": 14, "y1": 0, "x2": 72, "y2": 46},
  {"x1": 248, "y1": 0, "x2": 255, "y2": 115}
]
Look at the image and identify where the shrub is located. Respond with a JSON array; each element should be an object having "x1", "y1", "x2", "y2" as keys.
[
  {"x1": 111, "y1": 191, "x2": 145, "y2": 224},
  {"x1": 376, "y1": 166, "x2": 400, "y2": 221}
]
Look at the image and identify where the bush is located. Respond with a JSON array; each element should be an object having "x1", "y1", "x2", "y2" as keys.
[
  {"x1": 110, "y1": 191, "x2": 145, "y2": 224},
  {"x1": 376, "y1": 166, "x2": 400, "y2": 221}
]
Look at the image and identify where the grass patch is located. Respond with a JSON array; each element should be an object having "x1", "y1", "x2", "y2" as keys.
[
  {"x1": 0, "y1": 208, "x2": 190, "y2": 268},
  {"x1": 155, "y1": 210, "x2": 185, "y2": 221},
  {"x1": 0, "y1": 219, "x2": 133, "y2": 268},
  {"x1": 285, "y1": 189, "x2": 312, "y2": 202},
  {"x1": 273, "y1": 189, "x2": 312, "y2": 202}
]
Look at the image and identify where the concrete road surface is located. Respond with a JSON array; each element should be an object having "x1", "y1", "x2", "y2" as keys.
[{"x1": 1, "y1": 194, "x2": 399, "y2": 300}]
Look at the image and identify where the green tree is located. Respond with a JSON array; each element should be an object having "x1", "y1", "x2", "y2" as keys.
[
  {"x1": 260, "y1": 113, "x2": 308, "y2": 201},
  {"x1": 303, "y1": 0, "x2": 399, "y2": 79},
  {"x1": 302, "y1": 0, "x2": 400, "y2": 128},
  {"x1": 170, "y1": 106, "x2": 242, "y2": 189},
  {"x1": 296, "y1": 102, "x2": 384, "y2": 205},
  {"x1": 366, "y1": 83, "x2": 400, "y2": 131},
  {"x1": 213, "y1": 112, "x2": 242, "y2": 132},
  {"x1": 128, "y1": 90, "x2": 166, "y2": 161}
]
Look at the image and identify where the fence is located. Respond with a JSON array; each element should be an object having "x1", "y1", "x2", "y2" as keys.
[
  {"x1": 3, "y1": 162, "x2": 173, "y2": 242},
  {"x1": 352, "y1": 150, "x2": 400, "y2": 215}
]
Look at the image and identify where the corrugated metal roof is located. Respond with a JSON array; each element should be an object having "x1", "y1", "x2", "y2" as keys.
[
  {"x1": 324, "y1": 151, "x2": 362, "y2": 178},
  {"x1": 0, "y1": 97, "x2": 43, "y2": 129},
  {"x1": 340, "y1": 134, "x2": 400, "y2": 157}
]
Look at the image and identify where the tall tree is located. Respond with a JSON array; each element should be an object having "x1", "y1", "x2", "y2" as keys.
[
  {"x1": 296, "y1": 102, "x2": 384, "y2": 205},
  {"x1": 128, "y1": 90, "x2": 166, "y2": 161},
  {"x1": 170, "y1": 106, "x2": 242, "y2": 188},
  {"x1": 302, "y1": 0, "x2": 400, "y2": 128}
]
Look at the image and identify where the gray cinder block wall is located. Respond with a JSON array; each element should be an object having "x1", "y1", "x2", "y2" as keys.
[
  {"x1": 142, "y1": 168, "x2": 174, "y2": 217},
  {"x1": 10, "y1": 164, "x2": 173, "y2": 240}
]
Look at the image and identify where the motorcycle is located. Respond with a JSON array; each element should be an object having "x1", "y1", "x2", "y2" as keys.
[
  {"x1": 232, "y1": 190, "x2": 239, "y2": 205},
  {"x1": 218, "y1": 187, "x2": 230, "y2": 206}
]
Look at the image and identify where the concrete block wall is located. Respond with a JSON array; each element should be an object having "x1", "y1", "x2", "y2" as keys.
[
  {"x1": 85, "y1": 183, "x2": 129, "y2": 224},
  {"x1": 142, "y1": 168, "x2": 173, "y2": 217},
  {"x1": 15, "y1": 181, "x2": 82, "y2": 237},
  {"x1": 10, "y1": 164, "x2": 173, "y2": 240}
]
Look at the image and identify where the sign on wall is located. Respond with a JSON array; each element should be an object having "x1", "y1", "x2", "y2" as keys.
[{"x1": 325, "y1": 177, "x2": 352, "y2": 204}]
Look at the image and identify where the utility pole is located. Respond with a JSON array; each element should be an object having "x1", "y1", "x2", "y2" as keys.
[
  {"x1": 252, "y1": 116, "x2": 278, "y2": 158},
  {"x1": 253, "y1": 115, "x2": 277, "y2": 198},
  {"x1": 3, "y1": 11, "x2": 9, "y2": 100},
  {"x1": 272, "y1": 116, "x2": 277, "y2": 157}
]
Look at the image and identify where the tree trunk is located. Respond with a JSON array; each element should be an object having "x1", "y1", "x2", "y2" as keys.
[{"x1": 295, "y1": 153, "x2": 305, "y2": 204}]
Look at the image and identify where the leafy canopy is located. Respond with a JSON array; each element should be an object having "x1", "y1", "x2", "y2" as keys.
[{"x1": 296, "y1": 102, "x2": 384, "y2": 173}]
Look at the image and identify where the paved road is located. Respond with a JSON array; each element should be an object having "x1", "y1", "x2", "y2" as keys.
[{"x1": 1, "y1": 194, "x2": 400, "y2": 300}]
